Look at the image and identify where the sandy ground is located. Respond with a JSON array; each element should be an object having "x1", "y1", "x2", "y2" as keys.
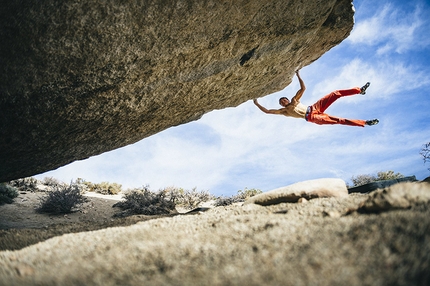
[
  {"x1": 0, "y1": 182, "x2": 429, "y2": 285},
  {"x1": 0, "y1": 191, "x2": 175, "y2": 251}
]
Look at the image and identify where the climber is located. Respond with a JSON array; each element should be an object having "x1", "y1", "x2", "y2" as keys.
[{"x1": 253, "y1": 70, "x2": 379, "y2": 127}]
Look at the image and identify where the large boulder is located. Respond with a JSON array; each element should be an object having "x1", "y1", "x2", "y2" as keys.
[{"x1": 0, "y1": 0, "x2": 355, "y2": 181}]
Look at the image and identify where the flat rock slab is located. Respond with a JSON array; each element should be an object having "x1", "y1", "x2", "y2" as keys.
[{"x1": 244, "y1": 178, "x2": 348, "y2": 206}]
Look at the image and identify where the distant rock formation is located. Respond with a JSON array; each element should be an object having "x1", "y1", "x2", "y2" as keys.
[{"x1": 0, "y1": 0, "x2": 355, "y2": 181}]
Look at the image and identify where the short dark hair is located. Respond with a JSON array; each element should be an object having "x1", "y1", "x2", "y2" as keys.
[{"x1": 279, "y1": 97, "x2": 289, "y2": 104}]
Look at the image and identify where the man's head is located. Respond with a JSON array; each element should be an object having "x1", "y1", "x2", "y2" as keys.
[{"x1": 279, "y1": 97, "x2": 290, "y2": 107}]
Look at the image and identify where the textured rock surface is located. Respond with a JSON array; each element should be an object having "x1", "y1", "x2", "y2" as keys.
[
  {"x1": 357, "y1": 182, "x2": 430, "y2": 213},
  {"x1": 1, "y1": 184, "x2": 429, "y2": 285},
  {"x1": 0, "y1": 0, "x2": 355, "y2": 181},
  {"x1": 245, "y1": 178, "x2": 348, "y2": 205}
]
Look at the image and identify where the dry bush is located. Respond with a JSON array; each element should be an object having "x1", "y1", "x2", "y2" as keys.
[
  {"x1": 215, "y1": 196, "x2": 241, "y2": 207},
  {"x1": 375, "y1": 171, "x2": 404, "y2": 181},
  {"x1": 215, "y1": 188, "x2": 262, "y2": 206},
  {"x1": 66, "y1": 178, "x2": 122, "y2": 195},
  {"x1": 162, "y1": 187, "x2": 215, "y2": 210},
  {"x1": 72, "y1": 179, "x2": 97, "y2": 193},
  {"x1": 0, "y1": 183, "x2": 19, "y2": 205},
  {"x1": 349, "y1": 170, "x2": 405, "y2": 187},
  {"x1": 91, "y1": 182, "x2": 122, "y2": 195},
  {"x1": 36, "y1": 184, "x2": 86, "y2": 214},
  {"x1": 69, "y1": 178, "x2": 90, "y2": 193},
  {"x1": 350, "y1": 174, "x2": 377, "y2": 188},
  {"x1": 42, "y1": 177, "x2": 65, "y2": 188},
  {"x1": 237, "y1": 188, "x2": 262, "y2": 199},
  {"x1": 113, "y1": 186, "x2": 176, "y2": 216},
  {"x1": 9, "y1": 177, "x2": 39, "y2": 192}
]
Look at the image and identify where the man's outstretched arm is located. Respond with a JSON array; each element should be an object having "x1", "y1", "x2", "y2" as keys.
[
  {"x1": 291, "y1": 70, "x2": 306, "y2": 103},
  {"x1": 253, "y1": 99, "x2": 282, "y2": 115}
]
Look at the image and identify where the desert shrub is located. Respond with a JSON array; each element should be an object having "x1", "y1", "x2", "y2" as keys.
[
  {"x1": 68, "y1": 178, "x2": 90, "y2": 193},
  {"x1": 180, "y1": 188, "x2": 214, "y2": 209},
  {"x1": 0, "y1": 183, "x2": 19, "y2": 205},
  {"x1": 215, "y1": 188, "x2": 262, "y2": 206},
  {"x1": 162, "y1": 187, "x2": 215, "y2": 210},
  {"x1": 42, "y1": 177, "x2": 65, "y2": 188},
  {"x1": 236, "y1": 188, "x2": 262, "y2": 199},
  {"x1": 158, "y1": 186, "x2": 183, "y2": 205},
  {"x1": 9, "y1": 177, "x2": 39, "y2": 192},
  {"x1": 350, "y1": 174, "x2": 377, "y2": 187},
  {"x1": 349, "y1": 170, "x2": 405, "y2": 187},
  {"x1": 92, "y1": 182, "x2": 122, "y2": 195},
  {"x1": 113, "y1": 186, "x2": 175, "y2": 216},
  {"x1": 76, "y1": 179, "x2": 97, "y2": 192},
  {"x1": 375, "y1": 171, "x2": 404, "y2": 181},
  {"x1": 36, "y1": 184, "x2": 86, "y2": 214},
  {"x1": 215, "y1": 196, "x2": 241, "y2": 207}
]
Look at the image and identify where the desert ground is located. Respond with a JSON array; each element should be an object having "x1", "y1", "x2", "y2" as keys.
[
  {"x1": 1, "y1": 181, "x2": 429, "y2": 285},
  {"x1": 0, "y1": 191, "x2": 175, "y2": 251}
]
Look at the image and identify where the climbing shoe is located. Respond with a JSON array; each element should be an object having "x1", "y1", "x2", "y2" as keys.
[
  {"x1": 365, "y1": 119, "x2": 379, "y2": 126},
  {"x1": 360, "y1": 82, "x2": 370, "y2": 94}
]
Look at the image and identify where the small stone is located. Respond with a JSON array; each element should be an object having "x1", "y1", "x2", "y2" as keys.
[
  {"x1": 15, "y1": 264, "x2": 35, "y2": 277},
  {"x1": 324, "y1": 210, "x2": 341, "y2": 218}
]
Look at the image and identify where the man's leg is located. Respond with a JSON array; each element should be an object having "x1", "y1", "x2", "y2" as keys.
[
  {"x1": 312, "y1": 87, "x2": 361, "y2": 113},
  {"x1": 309, "y1": 112, "x2": 366, "y2": 127}
]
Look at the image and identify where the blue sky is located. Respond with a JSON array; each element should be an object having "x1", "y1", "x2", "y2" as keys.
[{"x1": 36, "y1": 0, "x2": 430, "y2": 196}]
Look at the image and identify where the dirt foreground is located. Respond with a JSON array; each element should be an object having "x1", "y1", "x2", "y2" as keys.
[{"x1": 1, "y1": 183, "x2": 429, "y2": 285}]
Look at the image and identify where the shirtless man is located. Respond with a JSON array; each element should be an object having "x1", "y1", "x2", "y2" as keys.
[{"x1": 253, "y1": 70, "x2": 379, "y2": 127}]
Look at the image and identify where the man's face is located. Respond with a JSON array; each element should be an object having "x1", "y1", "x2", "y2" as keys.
[{"x1": 279, "y1": 98, "x2": 290, "y2": 107}]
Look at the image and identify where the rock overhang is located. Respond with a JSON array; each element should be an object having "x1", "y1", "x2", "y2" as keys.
[{"x1": 0, "y1": 0, "x2": 355, "y2": 182}]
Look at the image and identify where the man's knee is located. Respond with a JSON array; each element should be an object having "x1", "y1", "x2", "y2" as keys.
[{"x1": 332, "y1": 90, "x2": 342, "y2": 97}]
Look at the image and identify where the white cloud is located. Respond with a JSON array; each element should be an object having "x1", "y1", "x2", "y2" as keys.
[
  {"x1": 312, "y1": 58, "x2": 430, "y2": 103},
  {"x1": 349, "y1": 2, "x2": 429, "y2": 54}
]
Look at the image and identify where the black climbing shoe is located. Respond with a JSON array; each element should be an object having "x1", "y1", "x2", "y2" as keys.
[
  {"x1": 365, "y1": 119, "x2": 379, "y2": 126},
  {"x1": 360, "y1": 82, "x2": 370, "y2": 94}
]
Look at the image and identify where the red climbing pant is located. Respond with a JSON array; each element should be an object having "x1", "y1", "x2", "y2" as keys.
[{"x1": 306, "y1": 87, "x2": 366, "y2": 127}]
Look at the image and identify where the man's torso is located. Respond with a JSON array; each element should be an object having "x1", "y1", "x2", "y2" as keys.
[{"x1": 280, "y1": 101, "x2": 307, "y2": 119}]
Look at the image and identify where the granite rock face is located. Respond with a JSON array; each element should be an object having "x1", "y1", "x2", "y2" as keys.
[{"x1": 0, "y1": 0, "x2": 355, "y2": 181}]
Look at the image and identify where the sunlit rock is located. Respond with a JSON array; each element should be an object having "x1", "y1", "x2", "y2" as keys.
[{"x1": 0, "y1": 0, "x2": 355, "y2": 181}]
